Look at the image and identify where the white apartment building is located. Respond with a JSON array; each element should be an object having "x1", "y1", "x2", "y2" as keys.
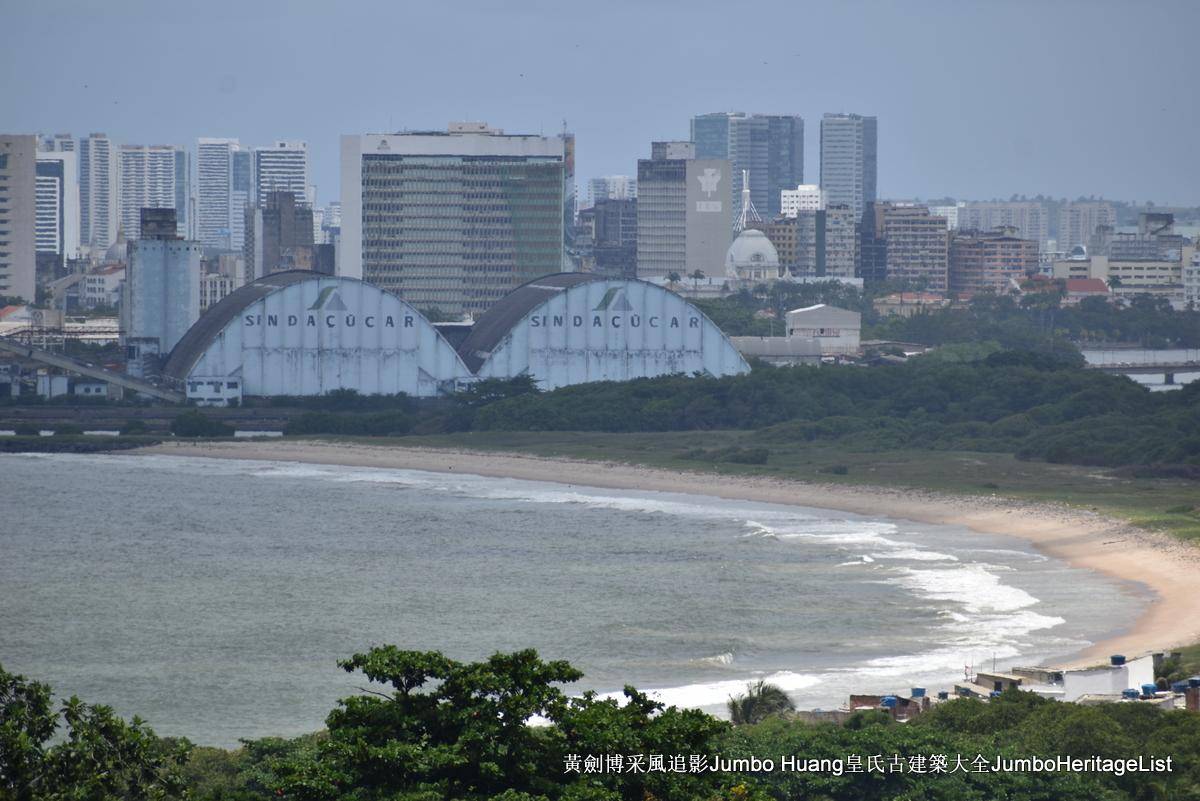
[
  {"x1": 119, "y1": 145, "x2": 177, "y2": 238},
  {"x1": 253, "y1": 140, "x2": 309, "y2": 207}
]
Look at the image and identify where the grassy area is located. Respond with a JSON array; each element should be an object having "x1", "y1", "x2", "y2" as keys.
[{"x1": 355, "y1": 430, "x2": 1200, "y2": 542}]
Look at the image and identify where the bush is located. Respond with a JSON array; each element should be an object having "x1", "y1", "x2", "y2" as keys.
[
  {"x1": 120, "y1": 419, "x2": 149, "y2": 435},
  {"x1": 52, "y1": 424, "x2": 83, "y2": 437},
  {"x1": 14, "y1": 422, "x2": 40, "y2": 436},
  {"x1": 171, "y1": 410, "x2": 233, "y2": 438},
  {"x1": 284, "y1": 410, "x2": 413, "y2": 437}
]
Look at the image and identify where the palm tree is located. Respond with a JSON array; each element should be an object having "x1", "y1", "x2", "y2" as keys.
[
  {"x1": 726, "y1": 680, "x2": 795, "y2": 725},
  {"x1": 667, "y1": 271, "x2": 682, "y2": 285}
]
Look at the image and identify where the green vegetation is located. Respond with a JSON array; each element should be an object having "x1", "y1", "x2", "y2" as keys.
[
  {"x1": 727, "y1": 681, "x2": 795, "y2": 726},
  {"x1": 6, "y1": 651, "x2": 1200, "y2": 801},
  {"x1": 171, "y1": 410, "x2": 234, "y2": 438}
]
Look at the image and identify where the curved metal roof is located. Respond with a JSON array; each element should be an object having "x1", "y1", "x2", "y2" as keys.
[
  {"x1": 163, "y1": 271, "x2": 323, "y2": 380},
  {"x1": 456, "y1": 272, "x2": 601, "y2": 372}
]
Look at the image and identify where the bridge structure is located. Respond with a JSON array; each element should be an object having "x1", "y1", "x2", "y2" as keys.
[
  {"x1": 1084, "y1": 349, "x2": 1200, "y2": 384},
  {"x1": 0, "y1": 337, "x2": 184, "y2": 403}
]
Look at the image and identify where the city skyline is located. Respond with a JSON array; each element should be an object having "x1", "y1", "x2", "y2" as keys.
[{"x1": 2, "y1": 0, "x2": 1198, "y2": 208}]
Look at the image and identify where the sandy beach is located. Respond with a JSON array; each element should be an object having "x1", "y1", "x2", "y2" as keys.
[{"x1": 140, "y1": 439, "x2": 1200, "y2": 669}]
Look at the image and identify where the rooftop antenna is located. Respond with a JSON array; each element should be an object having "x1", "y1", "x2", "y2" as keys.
[{"x1": 733, "y1": 169, "x2": 762, "y2": 232}]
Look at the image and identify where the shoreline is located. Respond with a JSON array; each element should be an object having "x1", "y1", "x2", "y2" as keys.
[{"x1": 137, "y1": 439, "x2": 1200, "y2": 670}]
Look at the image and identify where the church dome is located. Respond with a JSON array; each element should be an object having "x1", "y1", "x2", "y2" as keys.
[{"x1": 725, "y1": 228, "x2": 781, "y2": 282}]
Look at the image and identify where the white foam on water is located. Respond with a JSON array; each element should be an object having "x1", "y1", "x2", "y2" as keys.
[
  {"x1": 889, "y1": 563, "x2": 1040, "y2": 614},
  {"x1": 599, "y1": 670, "x2": 823, "y2": 711},
  {"x1": 871, "y1": 548, "x2": 958, "y2": 562},
  {"x1": 693, "y1": 651, "x2": 735, "y2": 667}
]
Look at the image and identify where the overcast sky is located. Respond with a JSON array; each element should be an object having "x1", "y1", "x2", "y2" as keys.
[{"x1": 2, "y1": 0, "x2": 1197, "y2": 207}]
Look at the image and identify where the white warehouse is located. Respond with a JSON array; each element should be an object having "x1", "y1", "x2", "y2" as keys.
[{"x1": 164, "y1": 272, "x2": 472, "y2": 404}]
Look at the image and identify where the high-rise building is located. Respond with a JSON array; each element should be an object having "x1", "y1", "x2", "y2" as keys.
[
  {"x1": 588, "y1": 175, "x2": 637, "y2": 206},
  {"x1": 35, "y1": 150, "x2": 80, "y2": 260},
  {"x1": 196, "y1": 138, "x2": 239, "y2": 250},
  {"x1": 174, "y1": 148, "x2": 191, "y2": 239},
  {"x1": 79, "y1": 133, "x2": 118, "y2": 251},
  {"x1": 253, "y1": 141, "x2": 309, "y2": 207},
  {"x1": 949, "y1": 228, "x2": 1038, "y2": 294},
  {"x1": 590, "y1": 197, "x2": 638, "y2": 278},
  {"x1": 819, "y1": 113, "x2": 877, "y2": 221},
  {"x1": 691, "y1": 112, "x2": 804, "y2": 219},
  {"x1": 862, "y1": 203, "x2": 948, "y2": 290},
  {"x1": 118, "y1": 144, "x2": 177, "y2": 238},
  {"x1": 120, "y1": 208, "x2": 201, "y2": 376},
  {"x1": 635, "y1": 141, "x2": 732, "y2": 280},
  {"x1": 340, "y1": 123, "x2": 568, "y2": 315},
  {"x1": 780, "y1": 184, "x2": 826, "y2": 216},
  {"x1": 1058, "y1": 201, "x2": 1116, "y2": 253},
  {"x1": 244, "y1": 191, "x2": 315, "y2": 280},
  {"x1": 0, "y1": 135, "x2": 38, "y2": 301},
  {"x1": 929, "y1": 202, "x2": 965, "y2": 230},
  {"x1": 823, "y1": 205, "x2": 859, "y2": 278},
  {"x1": 958, "y1": 201, "x2": 1047, "y2": 249},
  {"x1": 39, "y1": 133, "x2": 76, "y2": 153}
]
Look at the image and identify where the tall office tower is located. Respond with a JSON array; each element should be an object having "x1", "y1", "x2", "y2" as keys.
[
  {"x1": 0, "y1": 135, "x2": 38, "y2": 301},
  {"x1": 196, "y1": 138, "x2": 239, "y2": 250},
  {"x1": 35, "y1": 150, "x2": 81, "y2": 260},
  {"x1": 635, "y1": 140, "x2": 732, "y2": 280},
  {"x1": 174, "y1": 148, "x2": 190, "y2": 239},
  {"x1": 958, "y1": 201, "x2": 1048, "y2": 249},
  {"x1": 340, "y1": 123, "x2": 568, "y2": 315},
  {"x1": 871, "y1": 204, "x2": 948, "y2": 291},
  {"x1": 1058, "y1": 201, "x2": 1116, "y2": 253},
  {"x1": 588, "y1": 175, "x2": 637, "y2": 206},
  {"x1": 244, "y1": 191, "x2": 315, "y2": 280},
  {"x1": 819, "y1": 113, "x2": 877, "y2": 221},
  {"x1": 120, "y1": 208, "x2": 201, "y2": 376},
  {"x1": 79, "y1": 133, "x2": 119, "y2": 251},
  {"x1": 231, "y1": 147, "x2": 253, "y2": 251},
  {"x1": 118, "y1": 145, "x2": 177, "y2": 238},
  {"x1": 949, "y1": 228, "x2": 1038, "y2": 294},
  {"x1": 691, "y1": 112, "x2": 803, "y2": 219},
  {"x1": 253, "y1": 141, "x2": 309, "y2": 207},
  {"x1": 590, "y1": 197, "x2": 638, "y2": 278}
]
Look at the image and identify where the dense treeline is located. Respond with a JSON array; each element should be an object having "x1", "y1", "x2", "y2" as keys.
[
  {"x1": 5, "y1": 650, "x2": 1199, "y2": 801},
  {"x1": 468, "y1": 355, "x2": 1200, "y2": 468}
]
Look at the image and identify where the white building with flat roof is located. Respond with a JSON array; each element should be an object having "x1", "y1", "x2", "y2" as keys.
[
  {"x1": 785, "y1": 303, "x2": 861, "y2": 355},
  {"x1": 35, "y1": 150, "x2": 80, "y2": 259},
  {"x1": 119, "y1": 144, "x2": 178, "y2": 238},
  {"x1": 254, "y1": 141, "x2": 309, "y2": 208},
  {"x1": 781, "y1": 184, "x2": 826, "y2": 216}
]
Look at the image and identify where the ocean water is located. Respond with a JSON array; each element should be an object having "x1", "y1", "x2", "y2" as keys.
[{"x1": 0, "y1": 453, "x2": 1147, "y2": 747}]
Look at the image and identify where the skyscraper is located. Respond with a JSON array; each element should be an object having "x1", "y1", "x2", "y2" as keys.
[
  {"x1": 819, "y1": 113, "x2": 877, "y2": 221},
  {"x1": 0, "y1": 135, "x2": 38, "y2": 301},
  {"x1": 196, "y1": 137, "x2": 239, "y2": 250},
  {"x1": 79, "y1": 133, "x2": 118, "y2": 251},
  {"x1": 244, "y1": 191, "x2": 315, "y2": 280},
  {"x1": 691, "y1": 112, "x2": 804, "y2": 219},
  {"x1": 35, "y1": 150, "x2": 80, "y2": 260},
  {"x1": 174, "y1": 148, "x2": 191, "y2": 239},
  {"x1": 118, "y1": 144, "x2": 177, "y2": 238},
  {"x1": 588, "y1": 175, "x2": 637, "y2": 206},
  {"x1": 340, "y1": 123, "x2": 567, "y2": 315},
  {"x1": 635, "y1": 141, "x2": 731, "y2": 280},
  {"x1": 253, "y1": 141, "x2": 309, "y2": 207}
]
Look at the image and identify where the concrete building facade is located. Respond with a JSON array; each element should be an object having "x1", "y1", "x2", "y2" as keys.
[
  {"x1": 949, "y1": 229, "x2": 1038, "y2": 294},
  {"x1": 120, "y1": 209, "x2": 201, "y2": 375},
  {"x1": 197, "y1": 137, "x2": 240, "y2": 250},
  {"x1": 0, "y1": 135, "x2": 38, "y2": 301},
  {"x1": 244, "y1": 191, "x2": 315, "y2": 281},
  {"x1": 819, "y1": 113, "x2": 877, "y2": 221},
  {"x1": 254, "y1": 140, "x2": 309, "y2": 208},
  {"x1": 865, "y1": 204, "x2": 949, "y2": 291},
  {"x1": 118, "y1": 144, "x2": 178, "y2": 238},
  {"x1": 636, "y1": 141, "x2": 731, "y2": 280},
  {"x1": 780, "y1": 184, "x2": 825, "y2": 216},
  {"x1": 1058, "y1": 201, "x2": 1116, "y2": 253},
  {"x1": 339, "y1": 124, "x2": 567, "y2": 316},
  {"x1": 79, "y1": 133, "x2": 118, "y2": 252},
  {"x1": 35, "y1": 150, "x2": 80, "y2": 260}
]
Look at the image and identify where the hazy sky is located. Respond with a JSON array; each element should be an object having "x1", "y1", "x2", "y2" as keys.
[{"x1": 2, "y1": 0, "x2": 1197, "y2": 207}]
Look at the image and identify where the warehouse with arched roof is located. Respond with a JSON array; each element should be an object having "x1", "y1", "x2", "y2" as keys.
[
  {"x1": 164, "y1": 272, "x2": 472, "y2": 404},
  {"x1": 456, "y1": 273, "x2": 749, "y2": 389}
]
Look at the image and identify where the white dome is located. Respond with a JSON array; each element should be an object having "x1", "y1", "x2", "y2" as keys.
[{"x1": 725, "y1": 228, "x2": 781, "y2": 281}]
